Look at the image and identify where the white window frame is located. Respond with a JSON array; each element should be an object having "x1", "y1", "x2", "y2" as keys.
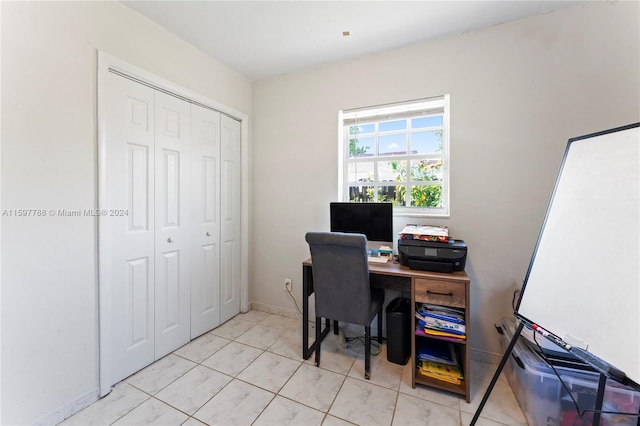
[{"x1": 338, "y1": 95, "x2": 450, "y2": 217}]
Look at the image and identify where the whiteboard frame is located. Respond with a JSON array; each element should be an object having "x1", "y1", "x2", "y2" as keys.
[{"x1": 515, "y1": 122, "x2": 640, "y2": 386}]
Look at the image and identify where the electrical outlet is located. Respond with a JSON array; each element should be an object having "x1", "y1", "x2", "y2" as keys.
[{"x1": 284, "y1": 278, "x2": 292, "y2": 292}]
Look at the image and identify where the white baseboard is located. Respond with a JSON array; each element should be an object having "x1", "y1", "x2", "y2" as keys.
[
  {"x1": 249, "y1": 301, "x2": 299, "y2": 320},
  {"x1": 470, "y1": 347, "x2": 503, "y2": 366},
  {"x1": 33, "y1": 388, "x2": 98, "y2": 426}
]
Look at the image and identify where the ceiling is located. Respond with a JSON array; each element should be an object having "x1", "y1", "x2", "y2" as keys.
[{"x1": 123, "y1": 0, "x2": 584, "y2": 81}]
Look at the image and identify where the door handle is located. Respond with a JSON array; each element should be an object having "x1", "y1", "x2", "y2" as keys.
[
  {"x1": 167, "y1": 237, "x2": 174, "y2": 243},
  {"x1": 206, "y1": 232, "x2": 211, "y2": 236}
]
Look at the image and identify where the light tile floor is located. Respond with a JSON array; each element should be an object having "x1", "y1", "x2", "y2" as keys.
[{"x1": 62, "y1": 310, "x2": 526, "y2": 426}]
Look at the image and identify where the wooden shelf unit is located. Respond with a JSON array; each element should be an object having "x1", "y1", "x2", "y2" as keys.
[{"x1": 411, "y1": 272, "x2": 471, "y2": 403}]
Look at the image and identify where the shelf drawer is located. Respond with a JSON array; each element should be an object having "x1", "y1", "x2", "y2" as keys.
[{"x1": 414, "y1": 278, "x2": 465, "y2": 308}]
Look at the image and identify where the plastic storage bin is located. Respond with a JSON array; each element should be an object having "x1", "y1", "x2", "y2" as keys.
[
  {"x1": 499, "y1": 319, "x2": 640, "y2": 426},
  {"x1": 386, "y1": 298, "x2": 411, "y2": 365}
]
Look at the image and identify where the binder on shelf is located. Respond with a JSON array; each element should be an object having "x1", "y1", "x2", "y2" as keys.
[
  {"x1": 415, "y1": 302, "x2": 466, "y2": 339},
  {"x1": 416, "y1": 315, "x2": 466, "y2": 335},
  {"x1": 417, "y1": 303, "x2": 465, "y2": 324},
  {"x1": 416, "y1": 339, "x2": 458, "y2": 366}
]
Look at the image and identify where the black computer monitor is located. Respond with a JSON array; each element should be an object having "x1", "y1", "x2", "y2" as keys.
[{"x1": 329, "y1": 202, "x2": 393, "y2": 248}]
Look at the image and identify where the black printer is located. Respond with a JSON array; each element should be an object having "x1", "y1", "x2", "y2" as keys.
[{"x1": 398, "y1": 239, "x2": 467, "y2": 273}]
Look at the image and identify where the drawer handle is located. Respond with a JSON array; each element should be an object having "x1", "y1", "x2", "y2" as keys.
[{"x1": 427, "y1": 290, "x2": 453, "y2": 297}]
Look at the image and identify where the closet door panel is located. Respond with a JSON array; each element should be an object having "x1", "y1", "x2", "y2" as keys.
[
  {"x1": 220, "y1": 115, "x2": 241, "y2": 323},
  {"x1": 129, "y1": 144, "x2": 151, "y2": 230},
  {"x1": 127, "y1": 257, "x2": 152, "y2": 346},
  {"x1": 190, "y1": 105, "x2": 221, "y2": 337},
  {"x1": 154, "y1": 91, "x2": 191, "y2": 358},
  {"x1": 104, "y1": 72, "x2": 156, "y2": 385}
]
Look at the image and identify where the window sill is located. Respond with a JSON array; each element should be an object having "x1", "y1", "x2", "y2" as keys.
[{"x1": 394, "y1": 208, "x2": 450, "y2": 219}]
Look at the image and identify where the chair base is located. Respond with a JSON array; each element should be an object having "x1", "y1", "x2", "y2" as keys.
[{"x1": 315, "y1": 316, "x2": 383, "y2": 380}]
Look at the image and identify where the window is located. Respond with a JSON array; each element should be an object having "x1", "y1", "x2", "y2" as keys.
[{"x1": 338, "y1": 95, "x2": 450, "y2": 217}]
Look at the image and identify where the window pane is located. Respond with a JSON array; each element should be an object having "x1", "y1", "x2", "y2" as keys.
[
  {"x1": 377, "y1": 186, "x2": 398, "y2": 204},
  {"x1": 379, "y1": 120, "x2": 406, "y2": 132},
  {"x1": 379, "y1": 133, "x2": 407, "y2": 156},
  {"x1": 348, "y1": 161, "x2": 374, "y2": 182},
  {"x1": 378, "y1": 160, "x2": 406, "y2": 182},
  {"x1": 349, "y1": 136, "x2": 375, "y2": 158},
  {"x1": 349, "y1": 186, "x2": 374, "y2": 202},
  {"x1": 411, "y1": 115, "x2": 443, "y2": 129},
  {"x1": 410, "y1": 159, "x2": 442, "y2": 182},
  {"x1": 351, "y1": 123, "x2": 375, "y2": 134},
  {"x1": 410, "y1": 184, "x2": 443, "y2": 207},
  {"x1": 390, "y1": 185, "x2": 407, "y2": 207},
  {"x1": 411, "y1": 130, "x2": 442, "y2": 154}
]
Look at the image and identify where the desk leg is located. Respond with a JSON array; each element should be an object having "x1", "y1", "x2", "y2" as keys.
[
  {"x1": 303, "y1": 264, "x2": 310, "y2": 359},
  {"x1": 302, "y1": 263, "x2": 330, "y2": 360}
]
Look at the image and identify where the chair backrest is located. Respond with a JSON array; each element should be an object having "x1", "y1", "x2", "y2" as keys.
[{"x1": 305, "y1": 231, "x2": 371, "y2": 326}]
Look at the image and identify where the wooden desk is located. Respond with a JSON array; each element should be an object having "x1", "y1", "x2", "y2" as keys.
[{"x1": 302, "y1": 258, "x2": 471, "y2": 402}]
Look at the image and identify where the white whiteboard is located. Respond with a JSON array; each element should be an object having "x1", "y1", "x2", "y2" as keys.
[{"x1": 516, "y1": 123, "x2": 640, "y2": 384}]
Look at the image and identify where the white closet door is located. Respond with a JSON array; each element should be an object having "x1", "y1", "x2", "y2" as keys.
[
  {"x1": 100, "y1": 59, "x2": 244, "y2": 394},
  {"x1": 153, "y1": 91, "x2": 192, "y2": 358},
  {"x1": 220, "y1": 115, "x2": 241, "y2": 323},
  {"x1": 103, "y1": 72, "x2": 156, "y2": 385},
  {"x1": 190, "y1": 104, "x2": 221, "y2": 337}
]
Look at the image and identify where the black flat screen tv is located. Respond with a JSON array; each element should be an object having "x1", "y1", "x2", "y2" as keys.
[{"x1": 329, "y1": 202, "x2": 393, "y2": 245}]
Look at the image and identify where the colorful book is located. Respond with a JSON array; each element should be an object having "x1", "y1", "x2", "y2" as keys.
[
  {"x1": 416, "y1": 314, "x2": 466, "y2": 335},
  {"x1": 418, "y1": 327, "x2": 467, "y2": 340},
  {"x1": 420, "y1": 370, "x2": 461, "y2": 385},
  {"x1": 421, "y1": 360, "x2": 463, "y2": 379},
  {"x1": 419, "y1": 360, "x2": 464, "y2": 384}
]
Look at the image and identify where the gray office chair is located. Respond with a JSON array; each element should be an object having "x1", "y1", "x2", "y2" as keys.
[{"x1": 305, "y1": 231, "x2": 384, "y2": 379}]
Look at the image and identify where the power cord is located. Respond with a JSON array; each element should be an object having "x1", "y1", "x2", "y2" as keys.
[
  {"x1": 341, "y1": 324, "x2": 383, "y2": 356},
  {"x1": 344, "y1": 336, "x2": 382, "y2": 356},
  {"x1": 284, "y1": 282, "x2": 302, "y2": 318}
]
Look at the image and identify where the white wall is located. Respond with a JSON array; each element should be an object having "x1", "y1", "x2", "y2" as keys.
[
  {"x1": 250, "y1": 2, "x2": 639, "y2": 360},
  {"x1": 1, "y1": 2, "x2": 251, "y2": 424}
]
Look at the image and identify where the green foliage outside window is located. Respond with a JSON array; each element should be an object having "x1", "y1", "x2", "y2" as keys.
[
  {"x1": 349, "y1": 126, "x2": 368, "y2": 157},
  {"x1": 348, "y1": 130, "x2": 444, "y2": 208},
  {"x1": 390, "y1": 159, "x2": 443, "y2": 207}
]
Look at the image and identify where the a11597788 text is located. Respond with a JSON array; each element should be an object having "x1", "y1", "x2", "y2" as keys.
[{"x1": 2, "y1": 209, "x2": 129, "y2": 217}]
